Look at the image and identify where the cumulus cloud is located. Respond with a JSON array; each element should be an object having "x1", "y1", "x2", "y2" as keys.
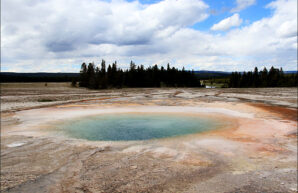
[
  {"x1": 1, "y1": 0, "x2": 297, "y2": 72},
  {"x1": 2, "y1": 0, "x2": 208, "y2": 65},
  {"x1": 211, "y1": 14, "x2": 243, "y2": 31},
  {"x1": 231, "y1": 0, "x2": 256, "y2": 12},
  {"x1": 2, "y1": 0, "x2": 208, "y2": 51}
]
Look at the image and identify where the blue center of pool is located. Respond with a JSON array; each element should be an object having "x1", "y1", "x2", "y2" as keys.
[{"x1": 56, "y1": 113, "x2": 227, "y2": 141}]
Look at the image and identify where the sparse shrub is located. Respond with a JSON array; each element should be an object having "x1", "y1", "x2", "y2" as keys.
[
  {"x1": 71, "y1": 79, "x2": 77, "y2": 87},
  {"x1": 38, "y1": 99, "x2": 54, "y2": 102}
]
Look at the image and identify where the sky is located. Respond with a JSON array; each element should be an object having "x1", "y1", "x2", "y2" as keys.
[{"x1": 1, "y1": 0, "x2": 297, "y2": 72}]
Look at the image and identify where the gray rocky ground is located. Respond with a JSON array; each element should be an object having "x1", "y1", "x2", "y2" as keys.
[{"x1": 1, "y1": 83, "x2": 297, "y2": 193}]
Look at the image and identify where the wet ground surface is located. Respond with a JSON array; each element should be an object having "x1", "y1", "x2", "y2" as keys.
[
  {"x1": 1, "y1": 83, "x2": 297, "y2": 112},
  {"x1": 1, "y1": 83, "x2": 297, "y2": 193}
]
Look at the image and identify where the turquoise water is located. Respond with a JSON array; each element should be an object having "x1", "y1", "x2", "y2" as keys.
[{"x1": 55, "y1": 113, "x2": 227, "y2": 141}]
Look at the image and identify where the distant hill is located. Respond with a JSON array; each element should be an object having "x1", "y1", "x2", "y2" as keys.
[
  {"x1": 193, "y1": 71, "x2": 231, "y2": 79},
  {"x1": 284, "y1": 71, "x2": 298, "y2": 74},
  {"x1": 193, "y1": 70, "x2": 297, "y2": 79},
  {"x1": 0, "y1": 72, "x2": 79, "y2": 82},
  {"x1": 0, "y1": 70, "x2": 296, "y2": 82},
  {"x1": 0, "y1": 71, "x2": 229, "y2": 82}
]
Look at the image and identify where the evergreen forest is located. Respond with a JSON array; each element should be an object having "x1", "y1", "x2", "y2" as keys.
[
  {"x1": 229, "y1": 67, "x2": 297, "y2": 87},
  {"x1": 78, "y1": 60, "x2": 202, "y2": 89},
  {"x1": 77, "y1": 61, "x2": 298, "y2": 89}
]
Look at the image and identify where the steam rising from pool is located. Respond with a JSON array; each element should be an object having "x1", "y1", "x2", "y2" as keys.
[{"x1": 55, "y1": 113, "x2": 228, "y2": 141}]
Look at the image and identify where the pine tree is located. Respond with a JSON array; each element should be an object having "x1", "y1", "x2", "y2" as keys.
[
  {"x1": 79, "y1": 63, "x2": 88, "y2": 87},
  {"x1": 87, "y1": 63, "x2": 96, "y2": 89}
]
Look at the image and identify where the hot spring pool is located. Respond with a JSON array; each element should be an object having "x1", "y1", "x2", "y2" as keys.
[{"x1": 54, "y1": 113, "x2": 229, "y2": 141}]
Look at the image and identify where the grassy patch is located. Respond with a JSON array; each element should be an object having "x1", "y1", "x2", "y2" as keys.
[{"x1": 203, "y1": 78, "x2": 229, "y2": 88}]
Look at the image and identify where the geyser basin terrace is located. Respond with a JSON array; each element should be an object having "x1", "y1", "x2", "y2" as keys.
[
  {"x1": 54, "y1": 113, "x2": 230, "y2": 141},
  {"x1": 1, "y1": 87, "x2": 297, "y2": 193}
]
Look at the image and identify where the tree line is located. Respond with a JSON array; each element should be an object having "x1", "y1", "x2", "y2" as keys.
[
  {"x1": 229, "y1": 66, "x2": 297, "y2": 87},
  {"x1": 78, "y1": 60, "x2": 202, "y2": 89}
]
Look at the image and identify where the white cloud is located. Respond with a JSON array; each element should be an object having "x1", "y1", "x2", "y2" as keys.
[
  {"x1": 1, "y1": 0, "x2": 208, "y2": 59},
  {"x1": 1, "y1": 0, "x2": 297, "y2": 72},
  {"x1": 211, "y1": 14, "x2": 243, "y2": 31},
  {"x1": 231, "y1": 0, "x2": 256, "y2": 12}
]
